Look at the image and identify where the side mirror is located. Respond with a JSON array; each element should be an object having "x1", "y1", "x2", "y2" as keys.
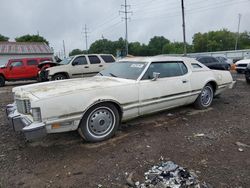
[
  {"x1": 72, "y1": 61, "x2": 79, "y2": 66},
  {"x1": 152, "y1": 72, "x2": 160, "y2": 81},
  {"x1": 9, "y1": 65, "x2": 13, "y2": 70}
]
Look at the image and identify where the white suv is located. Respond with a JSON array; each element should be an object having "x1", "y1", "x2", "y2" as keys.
[{"x1": 46, "y1": 54, "x2": 116, "y2": 80}]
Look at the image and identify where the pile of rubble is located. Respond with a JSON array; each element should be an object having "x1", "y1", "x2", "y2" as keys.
[{"x1": 132, "y1": 161, "x2": 208, "y2": 188}]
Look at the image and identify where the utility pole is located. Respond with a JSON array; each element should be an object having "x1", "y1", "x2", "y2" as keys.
[
  {"x1": 63, "y1": 40, "x2": 66, "y2": 58},
  {"x1": 181, "y1": 0, "x2": 187, "y2": 56},
  {"x1": 83, "y1": 24, "x2": 89, "y2": 53},
  {"x1": 120, "y1": 0, "x2": 132, "y2": 56},
  {"x1": 235, "y1": 14, "x2": 242, "y2": 51}
]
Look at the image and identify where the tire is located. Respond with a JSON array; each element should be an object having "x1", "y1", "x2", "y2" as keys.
[
  {"x1": 246, "y1": 78, "x2": 250, "y2": 84},
  {"x1": 194, "y1": 84, "x2": 214, "y2": 110},
  {"x1": 78, "y1": 103, "x2": 120, "y2": 142},
  {"x1": 0, "y1": 76, "x2": 5, "y2": 87},
  {"x1": 52, "y1": 73, "x2": 67, "y2": 80}
]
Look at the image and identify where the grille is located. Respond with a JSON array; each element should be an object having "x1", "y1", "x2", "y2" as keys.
[
  {"x1": 237, "y1": 64, "x2": 247, "y2": 67},
  {"x1": 16, "y1": 99, "x2": 31, "y2": 114}
]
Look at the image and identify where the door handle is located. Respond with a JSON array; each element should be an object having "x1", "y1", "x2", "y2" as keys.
[
  {"x1": 182, "y1": 79, "x2": 188, "y2": 83},
  {"x1": 99, "y1": 65, "x2": 103, "y2": 67},
  {"x1": 84, "y1": 66, "x2": 89, "y2": 68}
]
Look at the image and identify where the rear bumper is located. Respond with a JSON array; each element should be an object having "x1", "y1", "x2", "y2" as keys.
[{"x1": 6, "y1": 103, "x2": 47, "y2": 140}]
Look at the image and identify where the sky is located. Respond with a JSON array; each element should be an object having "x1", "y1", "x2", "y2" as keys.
[{"x1": 1, "y1": 0, "x2": 250, "y2": 57}]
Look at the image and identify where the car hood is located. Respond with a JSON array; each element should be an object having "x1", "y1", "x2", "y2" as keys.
[
  {"x1": 235, "y1": 59, "x2": 250, "y2": 65},
  {"x1": 13, "y1": 76, "x2": 135, "y2": 99}
]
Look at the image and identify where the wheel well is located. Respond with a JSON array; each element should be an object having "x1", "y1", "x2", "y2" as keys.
[
  {"x1": 54, "y1": 72, "x2": 69, "y2": 78},
  {"x1": 0, "y1": 74, "x2": 5, "y2": 80},
  {"x1": 85, "y1": 101, "x2": 123, "y2": 120},
  {"x1": 207, "y1": 81, "x2": 217, "y2": 93}
]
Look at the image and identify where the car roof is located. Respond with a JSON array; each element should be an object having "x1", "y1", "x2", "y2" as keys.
[
  {"x1": 72, "y1": 54, "x2": 114, "y2": 58},
  {"x1": 120, "y1": 56, "x2": 197, "y2": 63}
]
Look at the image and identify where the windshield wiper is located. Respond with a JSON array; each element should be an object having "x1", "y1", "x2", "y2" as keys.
[
  {"x1": 98, "y1": 72, "x2": 103, "y2": 76},
  {"x1": 109, "y1": 73, "x2": 117, "y2": 77}
]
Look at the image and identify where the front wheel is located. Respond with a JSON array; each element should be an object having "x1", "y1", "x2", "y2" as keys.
[
  {"x1": 78, "y1": 103, "x2": 120, "y2": 142},
  {"x1": 52, "y1": 73, "x2": 67, "y2": 80},
  {"x1": 194, "y1": 84, "x2": 214, "y2": 109},
  {"x1": 0, "y1": 76, "x2": 5, "y2": 87}
]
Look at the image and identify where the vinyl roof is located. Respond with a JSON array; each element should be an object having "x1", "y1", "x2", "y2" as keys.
[{"x1": 0, "y1": 42, "x2": 53, "y2": 55}]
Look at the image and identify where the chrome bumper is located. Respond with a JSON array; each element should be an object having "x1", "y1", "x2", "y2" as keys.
[{"x1": 6, "y1": 103, "x2": 47, "y2": 140}]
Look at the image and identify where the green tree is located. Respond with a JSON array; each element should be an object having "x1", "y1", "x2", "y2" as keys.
[
  {"x1": 148, "y1": 36, "x2": 170, "y2": 55},
  {"x1": 0, "y1": 34, "x2": 9, "y2": 41},
  {"x1": 238, "y1": 31, "x2": 250, "y2": 49},
  {"x1": 192, "y1": 29, "x2": 250, "y2": 52},
  {"x1": 69, "y1": 49, "x2": 84, "y2": 56},
  {"x1": 89, "y1": 39, "x2": 114, "y2": 54},
  {"x1": 15, "y1": 34, "x2": 49, "y2": 45}
]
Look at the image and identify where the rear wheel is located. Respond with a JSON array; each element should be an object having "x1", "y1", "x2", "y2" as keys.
[
  {"x1": 78, "y1": 103, "x2": 120, "y2": 142},
  {"x1": 52, "y1": 73, "x2": 67, "y2": 80},
  {"x1": 0, "y1": 76, "x2": 5, "y2": 87},
  {"x1": 194, "y1": 84, "x2": 214, "y2": 109}
]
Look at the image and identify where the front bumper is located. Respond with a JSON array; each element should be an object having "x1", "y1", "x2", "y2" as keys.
[{"x1": 6, "y1": 103, "x2": 46, "y2": 140}]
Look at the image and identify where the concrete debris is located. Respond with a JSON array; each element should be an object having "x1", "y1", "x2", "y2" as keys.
[
  {"x1": 238, "y1": 148, "x2": 244, "y2": 152},
  {"x1": 134, "y1": 161, "x2": 208, "y2": 188},
  {"x1": 235, "y1": 142, "x2": 250, "y2": 148},
  {"x1": 194, "y1": 133, "x2": 205, "y2": 137}
]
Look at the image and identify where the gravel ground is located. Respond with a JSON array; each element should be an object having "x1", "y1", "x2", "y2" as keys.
[{"x1": 0, "y1": 74, "x2": 249, "y2": 188}]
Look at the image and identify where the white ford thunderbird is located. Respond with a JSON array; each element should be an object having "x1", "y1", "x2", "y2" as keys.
[{"x1": 6, "y1": 56, "x2": 235, "y2": 142}]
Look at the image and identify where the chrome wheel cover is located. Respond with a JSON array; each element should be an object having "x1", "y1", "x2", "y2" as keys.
[
  {"x1": 86, "y1": 107, "x2": 115, "y2": 138},
  {"x1": 201, "y1": 86, "x2": 213, "y2": 106}
]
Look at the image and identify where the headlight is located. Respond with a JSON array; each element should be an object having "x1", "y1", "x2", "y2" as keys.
[{"x1": 32, "y1": 108, "x2": 42, "y2": 122}]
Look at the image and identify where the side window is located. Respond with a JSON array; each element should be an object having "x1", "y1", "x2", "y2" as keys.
[
  {"x1": 142, "y1": 62, "x2": 185, "y2": 80},
  {"x1": 27, "y1": 60, "x2": 38, "y2": 66},
  {"x1": 179, "y1": 62, "x2": 188, "y2": 74},
  {"x1": 11, "y1": 61, "x2": 23, "y2": 67},
  {"x1": 191, "y1": 63, "x2": 202, "y2": 68},
  {"x1": 211, "y1": 57, "x2": 219, "y2": 63},
  {"x1": 88, "y1": 55, "x2": 101, "y2": 64},
  {"x1": 101, "y1": 55, "x2": 115, "y2": 63},
  {"x1": 72, "y1": 56, "x2": 87, "y2": 65},
  {"x1": 197, "y1": 57, "x2": 207, "y2": 64}
]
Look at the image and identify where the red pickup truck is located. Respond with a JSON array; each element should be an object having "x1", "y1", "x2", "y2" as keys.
[{"x1": 0, "y1": 57, "x2": 53, "y2": 87}]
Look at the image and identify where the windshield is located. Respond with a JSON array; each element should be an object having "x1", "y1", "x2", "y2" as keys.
[
  {"x1": 59, "y1": 57, "x2": 73, "y2": 65},
  {"x1": 99, "y1": 61, "x2": 147, "y2": 80}
]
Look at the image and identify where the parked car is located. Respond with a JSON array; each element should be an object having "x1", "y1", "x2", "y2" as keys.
[
  {"x1": 235, "y1": 59, "x2": 250, "y2": 73},
  {"x1": 6, "y1": 56, "x2": 235, "y2": 142},
  {"x1": 44, "y1": 54, "x2": 116, "y2": 80},
  {"x1": 0, "y1": 57, "x2": 53, "y2": 87},
  {"x1": 245, "y1": 63, "x2": 250, "y2": 83},
  {"x1": 195, "y1": 56, "x2": 230, "y2": 70},
  {"x1": 216, "y1": 56, "x2": 233, "y2": 65}
]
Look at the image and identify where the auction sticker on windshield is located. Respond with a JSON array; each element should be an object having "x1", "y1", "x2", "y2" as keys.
[{"x1": 130, "y1": 64, "x2": 144, "y2": 68}]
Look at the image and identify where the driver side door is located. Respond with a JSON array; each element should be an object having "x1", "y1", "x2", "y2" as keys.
[
  {"x1": 69, "y1": 56, "x2": 91, "y2": 78},
  {"x1": 7, "y1": 60, "x2": 26, "y2": 79},
  {"x1": 138, "y1": 61, "x2": 192, "y2": 115}
]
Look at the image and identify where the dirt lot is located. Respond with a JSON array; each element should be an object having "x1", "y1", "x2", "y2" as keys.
[{"x1": 0, "y1": 74, "x2": 249, "y2": 188}]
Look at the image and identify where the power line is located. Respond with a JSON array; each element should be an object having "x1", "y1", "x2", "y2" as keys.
[{"x1": 120, "y1": 0, "x2": 132, "y2": 56}]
